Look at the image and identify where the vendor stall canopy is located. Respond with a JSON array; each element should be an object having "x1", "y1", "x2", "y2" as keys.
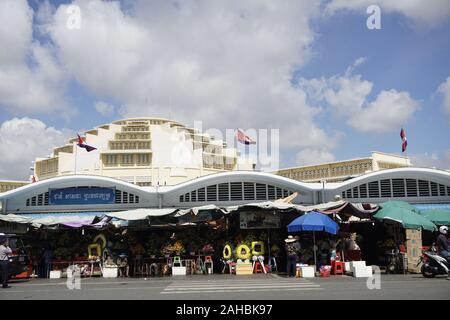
[{"x1": 374, "y1": 201, "x2": 437, "y2": 231}]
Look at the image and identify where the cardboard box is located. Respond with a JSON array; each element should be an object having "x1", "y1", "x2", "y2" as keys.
[
  {"x1": 236, "y1": 263, "x2": 253, "y2": 275},
  {"x1": 406, "y1": 229, "x2": 422, "y2": 273},
  {"x1": 49, "y1": 270, "x2": 61, "y2": 279},
  {"x1": 172, "y1": 266, "x2": 187, "y2": 276},
  {"x1": 300, "y1": 266, "x2": 315, "y2": 278},
  {"x1": 103, "y1": 267, "x2": 118, "y2": 278}
]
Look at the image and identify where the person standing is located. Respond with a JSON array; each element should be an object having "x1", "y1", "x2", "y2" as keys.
[
  {"x1": 0, "y1": 236, "x2": 12, "y2": 289},
  {"x1": 285, "y1": 235, "x2": 298, "y2": 277}
]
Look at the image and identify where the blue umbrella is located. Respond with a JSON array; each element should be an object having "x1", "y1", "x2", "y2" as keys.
[{"x1": 287, "y1": 211, "x2": 339, "y2": 270}]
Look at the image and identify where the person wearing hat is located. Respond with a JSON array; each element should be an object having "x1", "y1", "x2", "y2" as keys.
[
  {"x1": 285, "y1": 235, "x2": 298, "y2": 277},
  {"x1": 0, "y1": 235, "x2": 12, "y2": 288}
]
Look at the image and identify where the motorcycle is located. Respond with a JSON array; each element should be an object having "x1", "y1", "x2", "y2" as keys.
[{"x1": 417, "y1": 244, "x2": 450, "y2": 278}]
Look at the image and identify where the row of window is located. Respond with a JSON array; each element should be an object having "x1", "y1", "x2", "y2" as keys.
[
  {"x1": 110, "y1": 141, "x2": 151, "y2": 150},
  {"x1": 36, "y1": 159, "x2": 58, "y2": 175},
  {"x1": 341, "y1": 179, "x2": 450, "y2": 199},
  {"x1": 25, "y1": 188, "x2": 140, "y2": 206},
  {"x1": 179, "y1": 182, "x2": 295, "y2": 203},
  {"x1": 122, "y1": 126, "x2": 150, "y2": 132},
  {"x1": 103, "y1": 154, "x2": 151, "y2": 166},
  {"x1": 115, "y1": 133, "x2": 150, "y2": 140},
  {"x1": 283, "y1": 162, "x2": 373, "y2": 180}
]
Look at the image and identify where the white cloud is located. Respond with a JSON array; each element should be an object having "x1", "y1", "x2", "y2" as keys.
[
  {"x1": 348, "y1": 89, "x2": 419, "y2": 133},
  {"x1": 437, "y1": 76, "x2": 450, "y2": 119},
  {"x1": 47, "y1": 0, "x2": 337, "y2": 155},
  {"x1": 410, "y1": 150, "x2": 450, "y2": 170},
  {"x1": 300, "y1": 59, "x2": 420, "y2": 133},
  {"x1": 0, "y1": 0, "x2": 70, "y2": 116},
  {"x1": 296, "y1": 148, "x2": 336, "y2": 166},
  {"x1": 94, "y1": 101, "x2": 115, "y2": 117},
  {"x1": 0, "y1": 118, "x2": 72, "y2": 180},
  {"x1": 326, "y1": 0, "x2": 450, "y2": 28}
]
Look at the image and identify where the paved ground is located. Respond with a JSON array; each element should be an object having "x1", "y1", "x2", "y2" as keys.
[{"x1": 1, "y1": 274, "x2": 448, "y2": 300}]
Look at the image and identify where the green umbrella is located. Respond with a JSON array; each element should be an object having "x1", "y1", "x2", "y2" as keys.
[
  {"x1": 381, "y1": 201, "x2": 421, "y2": 213},
  {"x1": 419, "y1": 209, "x2": 450, "y2": 226},
  {"x1": 374, "y1": 206, "x2": 437, "y2": 231}
]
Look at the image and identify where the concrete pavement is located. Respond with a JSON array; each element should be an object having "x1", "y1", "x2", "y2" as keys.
[{"x1": 1, "y1": 273, "x2": 448, "y2": 300}]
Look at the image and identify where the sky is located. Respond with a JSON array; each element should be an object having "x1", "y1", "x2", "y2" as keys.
[{"x1": 0, "y1": 0, "x2": 449, "y2": 180}]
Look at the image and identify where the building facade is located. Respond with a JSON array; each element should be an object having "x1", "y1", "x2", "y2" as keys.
[
  {"x1": 1, "y1": 167, "x2": 449, "y2": 215},
  {"x1": 34, "y1": 117, "x2": 254, "y2": 187},
  {"x1": 0, "y1": 181, "x2": 29, "y2": 193},
  {"x1": 275, "y1": 151, "x2": 411, "y2": 183}
]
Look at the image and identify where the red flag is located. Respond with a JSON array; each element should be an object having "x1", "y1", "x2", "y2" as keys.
[
  {"x1": 77, "y1": 133, "x2": 97, "y2": 152},
  {"x1": 31, "y1": 175, "x2": 37, "y2": 183},
  {"x1": 236, "y1": 129, "x2": 256, "y2": 145},
  {"x1": 400, "y1": 128, "x2": 407, "y2": 152}
]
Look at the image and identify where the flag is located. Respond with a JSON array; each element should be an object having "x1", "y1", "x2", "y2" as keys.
[
  {"x1": 400, "y1": 128, "x2": 407, "y2": 152},
  {"x1": 31, "y1": 175, "x2": 37, "y2": 183},
  {"x1": 236, "y1": 129, "x2": 256, "y2": 145},
  {"x1": 77, "y1": 134, "x2": 97, "y2": 152}
]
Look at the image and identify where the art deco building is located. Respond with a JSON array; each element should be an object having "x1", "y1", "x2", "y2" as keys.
[
  {"x1": 275, "y1": 151, "x2": 412, "y2": 183},
  {"x1": 34, "y1": 117, "x2": 255, "y2": 186}
]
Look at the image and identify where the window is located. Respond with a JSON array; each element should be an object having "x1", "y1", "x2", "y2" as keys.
[
  {"x1": 207, "y1": 185, "x2": 217, "y2": 201},
  {"x1": 392, "y1": 179, "x2": 405, "y2": 197},
  {"x1": 218, "y1": 183, "x2": 229, "y2": 201},
  {"x1": 380, "y1": 179, "x2": 392, "y2": 198},
  {"x1": 406, "y1": 179, "x2": 418, "y2": 197},
  {"x1": 418, "y1": 180, "x2": 430, "y2": 197},
  {"x1": 244, "y1": 182, "x2": 255, "y2": 200},
  {"x1": 122, "y1": 154, "x2": 134, "y2": 165},
  {"x1": 368, "y1": 181, "x2": 380, "y2": 198},
  {"x1": 137, "y1": 154, "x2": 150, "y2": 165},
  {"x1": 230, "y1": 183, "x2": 243, "y2": 201},
  {"x1": 359, "y1": 184, "x2": 368, "y2": 198},
  {"x1": 430, "y1": 182, "x2": 438, "y2": 196},
  {"x1": 105, "y1": 155, "x2": 118, "y2": 166}
]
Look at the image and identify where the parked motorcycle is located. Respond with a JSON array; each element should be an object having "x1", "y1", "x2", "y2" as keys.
[{"x1": 417, "y1": 244, "x2": 450, "y2": 278}]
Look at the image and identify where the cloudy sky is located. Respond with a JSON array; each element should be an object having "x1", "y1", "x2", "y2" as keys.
[{"x1": 0, "y1": 0, "x2": 449, "y2": 180}]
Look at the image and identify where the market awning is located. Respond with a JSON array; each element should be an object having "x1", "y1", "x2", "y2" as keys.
[
  {"x1": 0, "y1": 212, "x2": 109, "y2": 228},
  {"x1": 418, "y1": 209, "x2": 450, "y2": 225},
  {"x1": 105, "y1": 208, "x2": 178, "y2": 221},
  {"x1": 373, "y1": 206, "x2": 437, "y2": 231},
  {"x1": 175, "y1": 204, "x2": 230, "y2": 217}
]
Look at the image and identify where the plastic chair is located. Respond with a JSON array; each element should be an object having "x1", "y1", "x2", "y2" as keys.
[
  {"x1": 173, "y1": 256, "x2": 182, "y2": 267},
  {"x1": 204, "y1": 256, "x2": 213, "y2": 274},
  {"x1": 331, "y1": 260, "x2": 344, "y2": 275}
]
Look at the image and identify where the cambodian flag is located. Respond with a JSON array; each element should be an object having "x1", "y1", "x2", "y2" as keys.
[
  {"x1": 236, "y1": 129, "x2": 256, "y2": 145},
  {"x1": 77, "y1": 134, "x2": 97, "y2": 152},
  {"x1": 400, "y1": 128, "x2": 407, "y2": 152}
]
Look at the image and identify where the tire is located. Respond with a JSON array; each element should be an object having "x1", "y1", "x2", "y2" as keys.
[{"x1": 421, "y1": 264, "x2": 436, "y2": 278}]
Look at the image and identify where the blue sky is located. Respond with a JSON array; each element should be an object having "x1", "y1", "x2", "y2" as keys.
[{"x1": 0, "y1": 0, "x2": 449, "y2": 179}]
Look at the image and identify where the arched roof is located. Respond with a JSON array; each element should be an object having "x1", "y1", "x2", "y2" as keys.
[{"x1": 0, "y1": 175, "x2": 147, "y2": 200}]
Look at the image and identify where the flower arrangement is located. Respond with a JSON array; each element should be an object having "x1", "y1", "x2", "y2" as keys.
[
  {"x1": 171, "y1": 241, "x2": 185, "y2": 254},
  {"x1": 161, "y1": 241, "x2": 185, "y2": 256},
  {"x1": 201, "y1": 244, "x2": 214, "y2": 254}
]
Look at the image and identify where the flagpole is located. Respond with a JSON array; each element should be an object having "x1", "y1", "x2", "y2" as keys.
[{"x1": 74, "y1": 141, "x2": 77, "y2": 175}]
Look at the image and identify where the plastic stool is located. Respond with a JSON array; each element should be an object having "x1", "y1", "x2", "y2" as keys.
[
  {"x1": 253, "y1": 261, "x2": 265, "y2": 274},
  {"x1": 331, "y1": 260, "x2": 344, "y2": 275},
  {"x1": 173, "y1": 256, "x2": 182, "y2": 267},
  {"x1": 228, "y1": 262, "x2": 237, "y2": 274}
]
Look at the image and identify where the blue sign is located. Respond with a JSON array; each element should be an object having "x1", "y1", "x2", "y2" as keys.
[{"x1": 48, "y1": 187, "x2": 116, "y2": 205}]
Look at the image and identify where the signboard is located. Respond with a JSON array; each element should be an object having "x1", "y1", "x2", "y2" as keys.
[
  {"x1": 240, "y1": 211, "x2": 280, "y2": 229},
  {"x1": 178, "y1": 212, "x2": 213, "y2": 224},
  {"x1": 48, "y1": 187, "x2": 116, "y2": 205}
]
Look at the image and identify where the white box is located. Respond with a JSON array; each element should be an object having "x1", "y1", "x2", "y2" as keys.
[
  {"x1": 102, "y1": 267, "x2": 118, "y2": 278},
  {"x1": 300, "y1": 266, "x2": 315, "y2": 278},
  {"x1": 349, "y1": 261, "x2": 366, "y2": 269},
  {"x1": 344, "y1": 262, "x2": 351, "y2": 272},
  {"x1": 49, "y1": 270, "x2": 61, "y2": 279},
  {"x1": 172, "y1": 266, "x2": 187, "y2": 276},
  {"x1": 351, "y1": 265, "x2": 371, "y2": 277}
]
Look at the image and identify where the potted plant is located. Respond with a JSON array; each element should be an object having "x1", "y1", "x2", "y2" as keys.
[{"x1": 171, "y1": 241, "x2": 185, "y2": 256}]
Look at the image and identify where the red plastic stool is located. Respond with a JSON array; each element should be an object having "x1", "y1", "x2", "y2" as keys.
[
  {"x1": 253, "y1": 262, "x2": 267, "y2": 274},
  {"x1": 204, "y1": 256, "x2": 213, "y2": 274},
  {"x1": 331, "y1": 260, "x2": 344, "y2": 275}
]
